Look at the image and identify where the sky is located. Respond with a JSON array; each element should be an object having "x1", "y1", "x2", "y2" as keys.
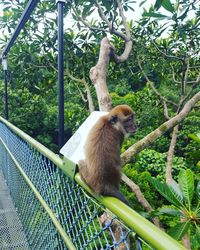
[
  {"x1": 0, "y1": 1, "x2": 153, "y2": 38},
  {"x1": 1, "y1": 0, "x2": 195, "y2": 43}
]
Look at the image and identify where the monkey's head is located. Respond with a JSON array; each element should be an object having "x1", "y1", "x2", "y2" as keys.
[{"x1": 108, "y1": 105, "x2": 137, "y2": 137}]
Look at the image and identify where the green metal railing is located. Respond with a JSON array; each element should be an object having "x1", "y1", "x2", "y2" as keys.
[{"x1": 0, "y1": 116, "x2": 186, "y2": 250}]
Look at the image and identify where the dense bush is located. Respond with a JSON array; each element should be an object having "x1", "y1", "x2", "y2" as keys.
[{"x1": 133, "y1": 149, "x2": 188, "y2": 181}]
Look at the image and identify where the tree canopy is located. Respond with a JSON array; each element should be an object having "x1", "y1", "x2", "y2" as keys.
[{"x1": 0, "y1": 0, "x2": 199, "y2": 248}]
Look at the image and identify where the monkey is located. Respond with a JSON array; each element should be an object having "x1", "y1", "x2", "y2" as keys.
[{"x1": 78, "y1": 105, "x2": 137, "y2": 205}]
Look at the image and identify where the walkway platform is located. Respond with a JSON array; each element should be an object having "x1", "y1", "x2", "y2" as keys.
[{"x1": 0, "y1": 171, "x2": 29, "y2": 250}]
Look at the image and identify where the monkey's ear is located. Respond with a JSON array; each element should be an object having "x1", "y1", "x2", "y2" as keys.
[{"x1": 109, "y1": 115, "x2": 118, "y2": 124}]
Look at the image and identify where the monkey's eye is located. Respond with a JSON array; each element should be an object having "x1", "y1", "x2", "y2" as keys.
[
  {"x1": 109, "y1": 115, "x2": 118, "y2": 124},
  {"x1": 127, "y1": 115, "x2": 133, "y2": 122}
]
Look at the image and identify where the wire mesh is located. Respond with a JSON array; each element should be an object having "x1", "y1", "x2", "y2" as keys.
[
  {"x1": 0, "y1": 121, "x2": 144, "y2": 250},
  {"x1": 0, "y1": 170, "x2": 30, "y2": 250}
]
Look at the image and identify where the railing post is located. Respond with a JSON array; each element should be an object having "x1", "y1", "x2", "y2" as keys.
[
  {"x1": 57, "y1": 0, "x2": 65, "y2": 150},
  {"x1": 2, "y1": 57, "x2": 8, "y2": 120}
]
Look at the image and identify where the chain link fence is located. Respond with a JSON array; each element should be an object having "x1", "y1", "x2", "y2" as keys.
[{"x1": 0, "y1": 121, "x2": 141, "y2": 249}]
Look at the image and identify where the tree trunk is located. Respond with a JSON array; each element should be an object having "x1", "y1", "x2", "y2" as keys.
[{"x1": 89, "y1": 37, "x2": 113, "y2": 111}]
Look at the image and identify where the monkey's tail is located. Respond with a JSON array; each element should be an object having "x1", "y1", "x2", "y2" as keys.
[{"x1": 102, "y1": 188, "x2": 129, "y2": 206}]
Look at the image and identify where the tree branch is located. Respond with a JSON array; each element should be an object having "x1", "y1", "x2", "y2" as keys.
[
  {"x1": 137, "y1": 56, "x2": 176, "y2": 120},
  {"x1": 171, "y1": 64, "x2": 181, "y2": 84},
  {"x1": 121, "y1": 174, "x2": 164, "y2": 229},
  {"x1": 116, "y1": 0, "x2": 131, "y2": 40},
  {"x1": 121, "y1": 91, "x2": 200, "y2": 165},
  {"x1": 65, "y1": 70, "x2": 95, "y2": 113},
  {"x1": 95, "y1": 0, "x2": 132, "y2": 63},
  {"x1": 150, "y1": 38, "x2": 184, "y2": 61},
  {"x1": 138, "y1": 56, "x2": 177, "y2": 106},
  {"x1": 49, "y1": 62, "x2": 95, "y2": 112},
  {"x1": 165, "y1": 125, "x2": 179, "y2": 184},
  {"x1": 71, "y1": 4, "x2": 108, "y2": 33},
  {"x1": 90, "y1": 37, "x2": 113, "y2": 111},
  {"x1": 181, "y1": 58, "x2": 190, "y2": 97},
  {"x1": 95, "y1": 0, "x2": 128, "y2": 41}
]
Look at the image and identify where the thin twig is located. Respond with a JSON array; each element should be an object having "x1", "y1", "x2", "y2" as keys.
[
  {"x1": 116, "y1": 0, "x2": 131, "y2": 40},
  {"x1": 181, "y1": 58, "x2": 190, "y2": 96},
  {"x1": 137, "y1": 56, "x2": 177, "y2": 119},
  {"x1": 95, "y1": 0, "x2": 128, "y2": 41},
  {"x1": 71, "y1": 4, "x2": 108, "y2": 33},
  {"x1": 171, "y1": 64, "x2": 181, "y2": 84},
  {"x1": 151, "y1": 39, "x2": 183, "y2": 61}
]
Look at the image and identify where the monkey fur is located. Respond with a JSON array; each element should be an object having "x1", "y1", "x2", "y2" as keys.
[{"x1": 78, "y1": 105, "x2": 137, "y2": 205}]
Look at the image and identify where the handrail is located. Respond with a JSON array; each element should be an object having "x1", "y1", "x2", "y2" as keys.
[
  {"x1": 0, "y1": 116, "x2": 186, "y2": 250},
  {"x1": 0, "y1": 116, "x2": 76, "y2": 178}
]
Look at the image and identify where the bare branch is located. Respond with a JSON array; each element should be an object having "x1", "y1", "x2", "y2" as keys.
[
  {"x1": 181, "y1": 58, "x2": 190, "y2": 96},
  {"x1": 163, "y1": 102, "x2": 170, "y2": 120},
  {"x1": 90, "y1": 37, "x2": 113, "y2": 111},
  {"x1": 71, "y1": 4, "x2": 108, "y2": 33},
  {"x1": 137, "y1": 56, "x2": 177, "y2": 106},
  {"x1": 111, "y1": 40, "x2": 133, "y2": 63},
  {"x1": 151, "y1": 39, "x2": 183, "y2": 61},
  {"x1": 95, "y1": 0, "x2": 128, "y2": 41},
  {"x1": 72, "y1": 1, "x2": 133, "y2": 64},
  {"x1": 65, "y1": 70, "x2": 95, "y2": 113},
  {"x1": 177, "y1": 72, "x2": 200, "y2": 112},
  {"x1": 49, "y1": 61, "x2": 95, "y2": 112},
  {"x1": 116, "y1": 0, "x2": 131, "y2": 39},
  {"x1": 121, "y1": 91, "x2": 200, "y2": 165},
  {"x1": 137, "y1": 56, "x2": 176, "y2": 119},
  {"x1": 121, "y1": 174, "x2": 164, "y2": 229},
  {"x1": 171, "y1": 64, "x2": 181, "y2": 84},
  {"x1": 187, "y1": 72, "x2": 200, "y2": 84},
  {"x1": 48, "y1": 62, "x2": 58, "y2": 72},
  {"x1": 75, "y1": 83, "x2": 88, "y2": 102},
  {"x1": 95, "y1": 0, "x2": 133, "y2": 63},
  {"x1": 95, "y1": 0, "x2": 111, "y2": 27},
  {"x1": 165, "y1": 125, "x2": 179, "y2": 184},
  {"x1": 189, "y1": 65, "x2": 200, "y2": 69}
]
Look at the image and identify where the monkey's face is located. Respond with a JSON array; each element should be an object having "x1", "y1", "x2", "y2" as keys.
[
  {"x1": 123, "y1": 114, "x2": 137, "y2": 135},
  {"x1": 108, "y1": 105, "x2": 137, "y2": 137}
]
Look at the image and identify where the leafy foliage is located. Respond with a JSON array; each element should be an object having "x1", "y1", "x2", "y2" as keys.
[
  {"x1": 0, "y1": 2, "x2": 199, "y2": 248},
  {"x1": 132, "y1": 149, "x2": 187, "y2": 181},
  {"x1": 150, "y1": 169, "x2": 200, "y2": 247}
]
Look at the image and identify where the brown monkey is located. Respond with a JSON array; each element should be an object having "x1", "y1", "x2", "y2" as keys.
[{"x1": 78, "y1": 105, "x2": 137, "y2": 205}]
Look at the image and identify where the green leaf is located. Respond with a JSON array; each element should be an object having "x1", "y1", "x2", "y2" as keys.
[
  {"x1": 82, "y1": 4, "x2": 94, "y2": 18},
  {"x1": 139, "y1": 0, "x2": 147, "y2": 7},
  {"x1": 187, "y1": 150, "x2": 200, "y2": 159},
  {"x1": 154, "y1": 0, "x2": 163, "y2": 10},
  {"x1": 196, "y1": 226, "x2": 200, "y2": 244},
  {"x1": 169, "y1": 181, "x2": 183, "y2": 200},
  {"x1": 150, "y1": 177, "x2": 184, "y2": 208},
  {"x1": 142, "y1": 12, "x2": 169, "y2": 19},
  {"x1": 169, "y1": 222, "x2": 190, "y2": 240},
  {"x1": 188, "y1": 133, "x2": 200, "y2": 143},
  {"x1": 178, "y1": 6, "x2": 190, "y2": 21},
  {"x1": 162, "y1": 0, "x2": 174, "y2": 13},
  {"x1": 178, "y1": 169, "x2": 194, "y2": 206},
  {"x1": 158, "y1": 207, "x2": 182, "y2": 217}
]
